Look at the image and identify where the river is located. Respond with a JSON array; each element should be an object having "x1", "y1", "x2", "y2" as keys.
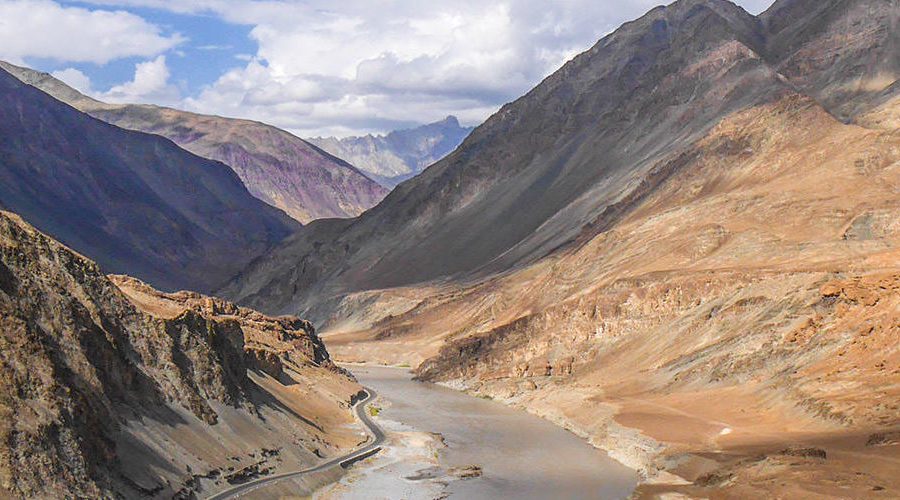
[{"x1": 343, "y1": 365, "x2": 636, "y2": 499}]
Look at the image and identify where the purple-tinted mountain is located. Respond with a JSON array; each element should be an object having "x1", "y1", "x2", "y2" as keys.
[
  {"x1": 0, "y1": 67, "x2": 299, "y2": 293},
  {"x1": 309, "y1": 116, "x2": 474, "y2": 188},
  {"x1": 0, "y1": 61, "x2": 388, "y2": 223}
]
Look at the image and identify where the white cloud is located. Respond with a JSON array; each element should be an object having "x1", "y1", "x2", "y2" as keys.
[
  {"x1": 68, "y1": 0, "x2": 777, "y2": 136},
  {"x1": 51, "y1": 68, "x2": 93, "y2": 94},
  {"x1": 99, "y1": 55, "x2": 181, "y2": 105},
  {"x1": 172, "y1": 0, "x2": 675, "y2": 136},
  {"x1": 0, "y1": 0, "x2": 184, "y2": 64}
]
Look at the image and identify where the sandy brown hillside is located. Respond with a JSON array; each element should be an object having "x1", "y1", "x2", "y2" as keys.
[
  {"x1": 326, "y1": 93, "x2": 900, "y2": 498},
  {"x1": 223, "y1": 0, "x2": 786, "y2": 316},
  {"x1": 0, "y1": 61, "x2": 388, "y2": 224},
  {"x1": 0, "y1": 210, "x2": 361, "y2": 498}
]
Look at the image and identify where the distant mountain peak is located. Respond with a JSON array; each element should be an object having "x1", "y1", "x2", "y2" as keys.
[{"x1": 309, "y1": 116, "x2": 474, "y2": 189}]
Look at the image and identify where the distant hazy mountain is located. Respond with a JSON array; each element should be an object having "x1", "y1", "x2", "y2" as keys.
[
  {"x1": 0, "y1": 61, "x2": 388, "y2": 223},
  {"x1": 0, "y1": 67, "x2": 298, "y2": 292},
  {"x1": 309, "y1": 116, "x2": 474, "y2": 188}
]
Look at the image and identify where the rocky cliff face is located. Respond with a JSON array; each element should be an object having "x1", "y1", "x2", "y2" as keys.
[
  {"x1": 225, "y1": 0, "x2": 898, "y2": 320},
  {"x1": 309, "y1": 116, "x2": 474, "y2": 188},
  {"x1": 0, "y1": 61, "x2": 388, "y2": 223},
  {"x1": 760, "y1": 0, "x2": 900, "y2": 121},
  {"x1": 0, "y1": 67, "x2": 300, "y2": 293},
  {"x1": 0, "y1": 210, "x2": 360, "y2": 498}
]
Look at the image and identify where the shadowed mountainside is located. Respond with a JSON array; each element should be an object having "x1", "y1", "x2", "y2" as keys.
[
  {"x1": 309, "y1": 116, "x2": 474, "y2": 188},
  {"x1": 0, "y1": 210, "x2": 361, "y2": 498},
  {"x1": 0, "y1": 67, "x2": 300, "y2": 293},
  {"x1": 760, "y1": 0, "x2": 900, "y2": 121},
  {"x1": 0, "y1": 61, "x2": 388, "y2": 223}
]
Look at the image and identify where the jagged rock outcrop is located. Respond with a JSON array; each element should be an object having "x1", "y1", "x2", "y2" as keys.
[
  {"x1": 0, "y1": 210, "x2": 359, "y2": 498},
  {"x1": 110, "y1": 275, "x2": 340, "y2": 384},
  {"x1": 0, "y1": 61, "x2": 388, "y2": 224},
  {"x1": 309, "y1": 116, "x2": 474, "y2": 188}
]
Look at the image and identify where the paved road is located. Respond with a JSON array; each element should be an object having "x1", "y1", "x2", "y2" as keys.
[{"x1": 206, "y1": 388, "x2": 384, "y2": 499}]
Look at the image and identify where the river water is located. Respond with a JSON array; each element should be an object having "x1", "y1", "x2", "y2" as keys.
[{"x1": 349, "y1": 365, "x2": 636, "y2": 500}]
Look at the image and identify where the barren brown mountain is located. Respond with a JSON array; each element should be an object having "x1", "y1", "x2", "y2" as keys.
[
  {"x1": 227, "y1": 0, "x2": 899, "y2": 318},
  {"x1": 0, "y1": 61, "x2": 388, "y2": 223},
  {"x1": 0, "y1": 210, "x2": 361, "y2": 498},
  {"x1": 223, "y1": 0, "x2": 900, "y2": 497}
]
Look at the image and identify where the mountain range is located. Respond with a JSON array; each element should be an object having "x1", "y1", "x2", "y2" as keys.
[
  {"x1": 228, "y1": 0, "x2": 896, "y2": 316},
  {"x1": 309, "y1": 116, "x2": 474, "y2": 188},
  {"x1": 0, "y1": 61, "x2": 388, "y2": 223}
]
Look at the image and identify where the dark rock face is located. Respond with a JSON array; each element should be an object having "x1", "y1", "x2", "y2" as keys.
[
  {"x1": 224, "y1": 0, "x2": 899, "y2": 321},
  {"x1": 0, "y1": 210, "x2": 351, "y2": 498},
  {"x1": 760, "y1": 0, "x2": 900, "y2": 121},
  {"x1": 0, "y1": 67, "x2": 299, "y2": 293},
  {"x1": 0, "y1": 61, "x2": 389, "y2": 224},
  {"x1": 309, "y1": 116, "x2": 474, "y2": 188}
]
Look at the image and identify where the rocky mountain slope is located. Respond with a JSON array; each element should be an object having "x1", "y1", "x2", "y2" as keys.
[
  {"x1": 222, "y1": 0, "x2": 899, "y2": 497},
  {"x1": 0, "y1": 210, "x2": 361, "y2": 498},
  {"x1": 761, "y1": 0, "x2": 900, "y2": 121},
  {"x1": 225, "y1": 0, "x2": 898, "y2": 320},
  {"x1": 1, "y1": 61, "x2": 388, "y2": 223},
  {"x1": 0, "y1": 67, "x2": 299, "y2": 293},
  {"x1": 309, "y1": 116, "x2": 474, "y2": 188}
]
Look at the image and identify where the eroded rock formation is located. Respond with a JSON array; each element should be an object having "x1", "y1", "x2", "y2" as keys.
[{"x1": 0, "y1": 210, "x2": 359, "y2": 498}]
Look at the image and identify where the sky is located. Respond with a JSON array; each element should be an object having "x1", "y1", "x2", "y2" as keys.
[{"x1": 0, "y1": 0, "x2": 775, "y2": 137}]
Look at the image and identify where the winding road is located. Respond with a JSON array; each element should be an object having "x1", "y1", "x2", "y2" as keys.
[{"x1": 207, "y1": 388, "x2": 384, "y2": 499}]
